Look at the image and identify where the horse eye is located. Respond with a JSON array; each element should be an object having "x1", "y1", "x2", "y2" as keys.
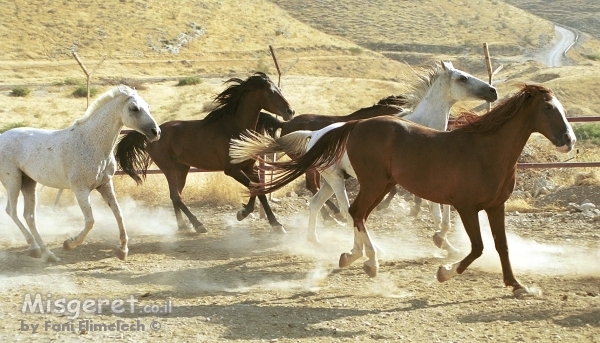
[
  {"x1": 131, "y1": 106, "x2": 140, "y2": 112},
  {"x1": 544, "y1": 103, "x2": 553, "y2": 110},
  {"x1": 460, "y1": 75, "x2": 468, "y2": 82}
]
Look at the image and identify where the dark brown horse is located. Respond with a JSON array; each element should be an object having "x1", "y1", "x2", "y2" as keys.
[
  {"x1": 115, "y1": 72, "x2": 294, "y2": 234},
  {"x1": 238, "y1": 84, "x2": 576, "y2": 297}
]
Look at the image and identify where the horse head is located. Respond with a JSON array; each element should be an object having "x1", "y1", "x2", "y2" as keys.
[
  {"x1": 118, "y1": 85, "x2": 161, "y2": 142},
  {"x1": 525, "y1": 84, "x2": 576, "y2": 153},
  {"x1": 441, "y1": 60, "x2": 498, "y2": 103},
  {"x1": 253, "y1": 73, "x2": 295, "y2": 121}
]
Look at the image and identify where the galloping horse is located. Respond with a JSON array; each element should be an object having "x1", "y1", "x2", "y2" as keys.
[
  {"x1": 0, "y1": 86, "x2": 160, "y2": 261},
  {"x1": 234, "y1": 84, "x2": 576, "y2": 297},
  {"x1": 279, "y1": 94, "x2": 408, "y2": 222},
  {"x1": 231, "y1": 61, "x2": 498, "y2": 250},
  {"x1": 115, "y1": 73, "x2": 294, "y2": 234}
]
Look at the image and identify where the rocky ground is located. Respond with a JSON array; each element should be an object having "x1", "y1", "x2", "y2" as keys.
[{"x1": 0, "y1": 179, "x2": 598, "y2": 342}]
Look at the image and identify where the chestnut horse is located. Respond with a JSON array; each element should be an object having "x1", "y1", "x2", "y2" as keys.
[
  {"x1": 237, "y1": 84, "x2": 576, "y2": 297},
  {"x1": 115, "y1": 73, "x2": 294, "y2": 234}
]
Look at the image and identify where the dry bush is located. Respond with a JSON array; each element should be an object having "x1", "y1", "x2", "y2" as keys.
[
  {"x1": 573, "y1": 171, "x2": 600, "y2": 186},
  {"x1": 505, "y1": 198, "x2": 536, "y2": 213}
]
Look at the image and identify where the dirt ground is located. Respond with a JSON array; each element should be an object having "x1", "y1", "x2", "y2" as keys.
[{"x1": 0, "y1": 181, "x2": 598, "y2": 343}]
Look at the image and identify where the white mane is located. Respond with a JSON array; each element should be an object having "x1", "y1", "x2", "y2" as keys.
[
  {"x1": 404, "y1": 62, "x2": 445, "y2": 109},
  {"x1": 73, "y1": 85, "x2": 137, "y2": 126}
]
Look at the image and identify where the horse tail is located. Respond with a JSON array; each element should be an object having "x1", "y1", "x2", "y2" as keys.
[
  {"x1": 249, "y1": 120, "x2": 360, "y2": 195},
  {"x1": 230, "y1": 130, "x2": 313, "y2": 164},
  {"x1": 114, "y1": 131, "x2": 152, "y2": 185},
  {"x1": 256, "y1": 111, "x2": 284, "y2": 138}
]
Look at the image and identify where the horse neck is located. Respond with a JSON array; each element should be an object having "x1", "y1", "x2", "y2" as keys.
[
  {"x1": 405, "y1": 78, "x2": 454, "y2": 131},
  {"x1": 472, "y1": 106, "x2": 535, "y2": 168},
  {"x1": 75, "y1": 100, "x2": 124, "y2": 154},
  {"x1": 230, "y1": 94, "x2": 264, "y2": 132}
]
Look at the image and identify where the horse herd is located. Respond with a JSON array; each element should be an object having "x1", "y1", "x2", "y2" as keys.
[{"x1": 0, "y1": 61, "x2": 576, "y2": 297}]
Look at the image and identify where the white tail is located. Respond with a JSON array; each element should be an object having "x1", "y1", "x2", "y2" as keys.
[{"x1": 229, "y1": 130, "x2": 314, "y2": 164}]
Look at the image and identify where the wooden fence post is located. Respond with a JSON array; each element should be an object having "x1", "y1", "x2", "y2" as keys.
[{"x1": 72, "y1": 53, "x2": 106, "y2": 109}]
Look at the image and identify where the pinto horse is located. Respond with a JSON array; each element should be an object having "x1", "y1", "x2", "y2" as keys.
[
  {"x1": 231, "y1": 61, "x2": 498, "y2": 251},
  {"x1": 237, "y1": 84, "x2": 576, "y2": 297},
  {"x1": 0, "y1": 86, "x2": 160, "y2": 261},
  {"x1": 278, "y1": 94, "x2": 408, "y2": 221},
  {"x1": 115, "y1": 73, "x2": 294, "y2": 234}
]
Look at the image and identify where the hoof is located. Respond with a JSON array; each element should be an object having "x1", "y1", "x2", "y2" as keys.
[
  {"x1": 339, "y1": 253, "x2": 353, "y2": 268},
  {"x1": 363, "y1": 262, "x2": 378, "y2": 277},
  {"x1": 513, "y1": 286, "x2": 542, "y2": 298},
  {"x1": 115, "y1": 247, "x2": 128, "y2": 261},
  {"x1": 272, "y1": 224, "x2": 287, "y2": 234},
  {"x1": 236, "y1": 209, "x2": 248, "y2": 221},
  {"x1": 437, "y1": 264, "x2": 457, "y2": 282},
  {"x1": 28, "y1": 248, "x2": 42, "y2": 258},
  {"x1": 194, "y1": 223, "x2": 208, "y2": 233},
  {"x1": 42, "y1": 251, "x2": 60, "y2": 263},
  {"x1": 63, "y1": 238, "x2": 75, "y2": 251}
]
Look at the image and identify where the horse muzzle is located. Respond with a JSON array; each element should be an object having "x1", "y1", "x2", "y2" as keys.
[
  {"x1": 556, "y1": 131, "x2": 576, "y2": 153},
  {"x1": 145, "y1": 127, "x2": 161, "y2": 142}
]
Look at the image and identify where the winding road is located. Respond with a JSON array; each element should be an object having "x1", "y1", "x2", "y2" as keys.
[{"x1": 544, "y1": 25, "x2": 577, "y2": 67}]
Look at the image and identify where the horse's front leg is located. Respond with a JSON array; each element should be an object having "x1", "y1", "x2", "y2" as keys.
[
  {"x1": 96, "y1": 181, "x2": 129, "y2": 260},
  {"x1": 236, "y1": 196, "x2": 256, "y2": 221},
  {"x1": 226, "y1": 165, "x2": 286, "y2": 234},
  {"x1": 63, "y1": 187, "x2": 95, "y2": 253}
]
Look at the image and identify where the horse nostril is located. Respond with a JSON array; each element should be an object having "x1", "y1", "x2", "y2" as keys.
[
  {"x1": 490, "y1": 87, "x2": 497, "y2": 94},
  {"x1": 151, "y1": 128, "x2": 160, "y2": 137},
  {"x1": 287, "y1": 109, "x2": 295, "y2": 116}
]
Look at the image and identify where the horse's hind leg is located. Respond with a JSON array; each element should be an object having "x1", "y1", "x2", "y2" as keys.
[
  {"x1": 96, "y1": 181, "x2": 129, "y2": 260},
  {"x1": 307, "y1": 180, "x2": 335, "y2": 244},
  {"x1": 306, "y1": 170, "x2": 342, "y2": 223},
  {"x1": 410, "y1": 195, "x2": 423, "y2": 217},
  {"x1": 432, "y1": 204, "x2": 460, "y2": 257},
  {"x1": 20, "y1": 176, "x2": 59, "y2": 262},
  {"x1": 1, "y1": 173, "x2": 40, "y2": 258},
  {"x1": 375, "y1": 186, "x2": 397, "y2": 211}
]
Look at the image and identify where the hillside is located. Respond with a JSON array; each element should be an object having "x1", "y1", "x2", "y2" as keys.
[{"x1": 1, "y1": 0, "x2": 600, "y2": 123}]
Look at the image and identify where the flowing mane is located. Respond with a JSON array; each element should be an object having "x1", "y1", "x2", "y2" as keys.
[
  {"x1": 453, "y1": 84, "x2": 554, "y2": 133},
  {"x1": 404, "y1": 62, "x2": 445, "y2": 109},
  {"x1": 73, "y1": 85, "x2": 135, "y2": 126},
  {"x1": 203, "y1": 72, "x2": 272, "y2": 124}
]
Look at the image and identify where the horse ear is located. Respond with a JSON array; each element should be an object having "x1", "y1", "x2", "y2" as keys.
[{"x1": 441, "y1": 61, "x2": 454, "y2": 70}]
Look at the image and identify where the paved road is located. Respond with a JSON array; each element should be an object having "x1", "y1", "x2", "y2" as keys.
[{"x1": 545, "y1": 25, "x2": 576, "y2": 67}]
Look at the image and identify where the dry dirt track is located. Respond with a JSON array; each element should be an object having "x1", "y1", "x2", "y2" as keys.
[{"x1": 0, "y1": 187, "x2": 599, "y2": 342}]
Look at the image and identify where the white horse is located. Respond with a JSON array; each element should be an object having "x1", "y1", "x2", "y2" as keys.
[
  {"x1": 0, "y1": 85, "x2": 160, "y2": 262},
  {"x1": 230, "y1": 61, "x2": 498, "y2": 252}
]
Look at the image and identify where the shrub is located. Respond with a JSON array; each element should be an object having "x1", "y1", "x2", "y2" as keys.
[
  {"x1": 72, "y1": 86, "x2": 99, "y2": 98},
  {"x1": 573, "y1": 123, "x2": 600, "y2": 144},
  {"x1": 177, "y1": 76, "x2": 202, "y2": 86},
  {"x1": 349, "y1": 47, "x2": 363, "y2": 55},
  {"x1": 10, "y1": 87, "x2": 31, "y2": 97}
]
